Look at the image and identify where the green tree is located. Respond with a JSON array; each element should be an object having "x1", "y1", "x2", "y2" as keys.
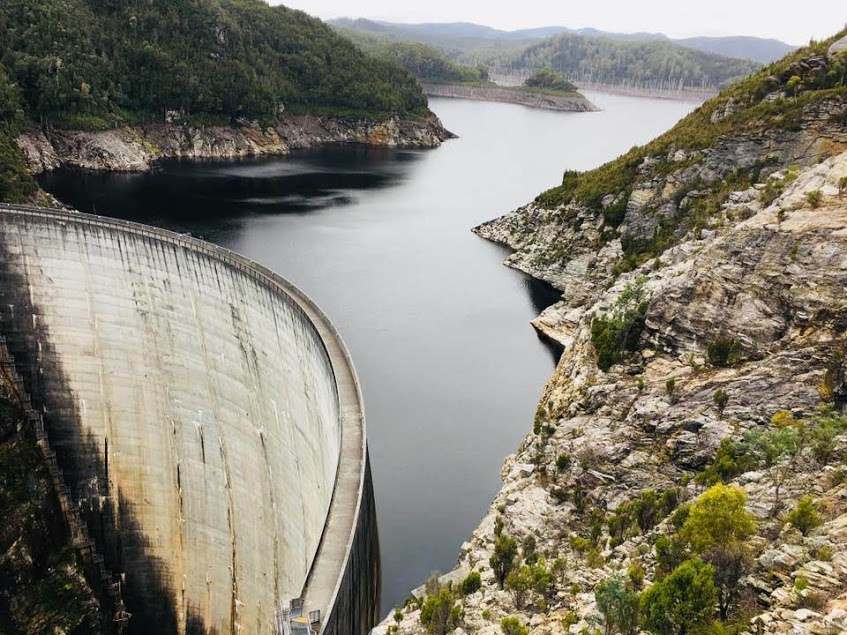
[
  {"x1": 505, "y1": 564, "x2": 533, "y2": 609},
  {"x1": 713, "y1": 389, "x2": 729, "y2": 419},
  {"x1": 680, "y1": 483, "x2": 755, "y2": 553},
  {"x1": 419, "y1": 587, "x2": 457, "y2": 635},
  {"x1": 523, "y1": 68, "x2": 576, "y2": 92},
  {"x1": 531, "y1": 559, "x2": 554, "y2": 602},
  {"x1": 786, "y1": 496, "x2": 822, "y2": 535},
  {"x1": 490, "y1": 533, "x2": 518, "y2": 589},
  {"x1": 595, "y1": 575, "x2": 640, "y2": 635},
  {"x1": 702, "y1": 543, "x2": 748, "y2": 620},
  {"x1": 591, "y1": 278, "x2": 649, "y2": 371},
  {"x1": 460, "y1": 570, "x2": 481, "y2": 595},
  {"x1": 744, "y1": 423, "x2": 805, "y2": 513},
  {"x1": 500, "y1": 616, "x2": 528, "y2": 635},
  {"x1": 695, "y1": 438, "x2": 754, "y2": 486},
  {"x1": 640, "y1": 559, "x2": 717, "y2": 635}
]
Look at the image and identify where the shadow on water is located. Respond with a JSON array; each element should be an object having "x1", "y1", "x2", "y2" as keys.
[
  {"x1": 38, "y1": 145, "x2": 426, "y2": 237},
  {"x1": 522, "y1": 276, "x2": 565, "y2": 364},
  {"x1": 482, "y1": 241, "x2": 564, "y2": 364}
]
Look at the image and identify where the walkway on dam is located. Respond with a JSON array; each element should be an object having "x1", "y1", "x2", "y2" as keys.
[
  {"x1": 272, "y1": 260, "x2": 367, "y2": 632},
  {"x1": 0, "y1": 204, "x2": 368, "y2": 634}
]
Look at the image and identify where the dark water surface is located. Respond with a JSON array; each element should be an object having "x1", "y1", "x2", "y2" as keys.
[{"x1": 40, "y1": 93, "x2": 693, "y2": 613}]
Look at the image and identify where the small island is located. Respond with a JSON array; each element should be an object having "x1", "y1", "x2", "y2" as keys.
[{"x1": 423, "y1": 69, "x2": 599, "y2": 112}]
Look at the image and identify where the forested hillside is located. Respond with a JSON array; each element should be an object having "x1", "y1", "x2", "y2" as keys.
[
  {"x1": 506, "y1": 33, "x2": 761, "y2": 92},
  {"x1": 331, "y1": 19, "x2": 768, "y2": 92},
  {"x1": 0, "y1": 0, "x2": 436, "y2": 203},
  {"x1": 335, "y1": 29, "x2": 490, "y2": 84},
  {"x1": 0, "y1": 0, "x2": 428, "y2": 126}
]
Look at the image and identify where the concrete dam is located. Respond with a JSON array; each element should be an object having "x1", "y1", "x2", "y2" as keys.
[{"x1": 0, "y1": 204, "x2": 379, "y2": 634}]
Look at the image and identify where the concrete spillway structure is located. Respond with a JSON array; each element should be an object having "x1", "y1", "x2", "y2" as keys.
[{"x1": 0, "y1": 204, "x2": 379, "y2": 634}]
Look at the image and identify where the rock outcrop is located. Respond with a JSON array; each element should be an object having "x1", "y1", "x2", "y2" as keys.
[
  {"x1": 378, "y1": 30, "x2": 847, "y2": 635},
  {"x1": 16, "y1": 114, "x2": 454, "y2": 174}
]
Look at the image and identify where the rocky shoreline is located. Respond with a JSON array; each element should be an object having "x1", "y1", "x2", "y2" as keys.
[
  {"x1": 16, "y1": 113, "x2": 455, "y2": 174},
  {"x1": 423, "y1": 83, "x2": 598, "y2": 112},
  {"x1": 377, "y1": 38, "x2": 847, "y2": 635}
]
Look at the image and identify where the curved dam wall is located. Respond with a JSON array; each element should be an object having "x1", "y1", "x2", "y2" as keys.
[{"x1": 0, "y1": 205, "x2": 379, "y2": 634}]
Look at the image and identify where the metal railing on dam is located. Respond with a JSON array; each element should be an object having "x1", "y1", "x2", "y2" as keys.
[{"x1": 0, "y1": 203, "x2": 380, "y2": 634}]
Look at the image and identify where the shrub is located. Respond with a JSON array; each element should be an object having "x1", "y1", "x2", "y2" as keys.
[
  {"x1": 393, "y1": 608, "x2": 403, "y2": 623},
  {"x1": 811, "y1": 544, "x2": 834, "y2": 561},
  {"x1": 523, "y1": 535, "x2": 538, "y2": 564},
  {"x1": 591, "y1": 279, "x2": 649, "y2": 371},
  {"x1": 506, "y1": 565, "x2": 532, "y2": 611},
  {"x1": 460, "y1": 571, "x2": 481, "y2": 595},
  {"x1": 655, "y1": 535, "x2": 688, "y2": 577},
  {"x1": 797, "y1": 589, "x2": 827, "y2": 610},
  {"x1": 595, "y1": 575, "x2": 640, "y2": 635},
  {"x1": 586, "y1": 547, "x2": 605, "y2": 568},
  {"x1": 556, "y1": 453, "x2": 572, "y2": 471},
  {"x1": 806, "y1": 189, "x2": 823, "y2": 208},
  {"x1": 680, "y1": 483, "x2": 756, "y2": 553},
  {"x1": 702, "y1": 543, "x2": 749, "y2": 620},
  {"x1": 695, "y1": 438, "x2": 753, "y2": 486},
  {"x1": 500, "y1": 616, "x2": 528, "y2": 635},
  {"x1": 787, "y1": 497, "x2": 822, "y2": 535},
  {"x1": 627, "y1": 561, "x2": 645, "y2": 590},
  {"x1": 490, "y1": 533, "x2": 518, "y2": 588},
  {"x1": 707, "y1": 337, "x2": 742, "y2": 367},
  {"x1": 666, "y1": 377, "x2": 676, "y2": 401},
  {"x1": 640, "y1": 559, "x2": 717, "y2": 635},
  {"x1": 713, "y1": 389, "x2": 729, "y2": 419},
  {"x1": 420, "y1": 587, "x2": 457, "y2": 635},
  {"x1": 531, "y1": 560, "x2": 554, "y2": 601}
]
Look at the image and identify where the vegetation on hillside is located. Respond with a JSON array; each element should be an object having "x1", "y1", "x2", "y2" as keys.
[
  {"x1": 505, "y1": 33, "x2": 759, "y2": 92},
  {"x1": 333, "y1": 29, "x2": 490, "y2": 85},
  {"x1": 522, "y1": 69, "x2": 577, "y2": 94},
  {"x1": 0, "y1": 66, "x2": 37, "y2": 203},
  {"x1": 0, "y1": 0, "x2": 428, "y2": 128},
  {"x1": 0, "y1": 0, "x2": 437, "y2": 203},
  {"x1": 535, "y1": 28, "x2": 847, "y2": 272}
]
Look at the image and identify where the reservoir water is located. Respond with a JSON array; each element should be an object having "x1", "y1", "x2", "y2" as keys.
[{"x1": 40, "y1": 92, "x2": 693, "y2": 613}]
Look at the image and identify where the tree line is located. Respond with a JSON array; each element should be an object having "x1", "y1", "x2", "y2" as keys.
[{"x1": 0, "y1": 0, "x2": 429, "y2": 128}]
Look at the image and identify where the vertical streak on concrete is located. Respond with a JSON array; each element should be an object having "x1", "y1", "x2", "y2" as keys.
[{"x1": 0, "y1": 205, "x2": 379, "y2": 634}]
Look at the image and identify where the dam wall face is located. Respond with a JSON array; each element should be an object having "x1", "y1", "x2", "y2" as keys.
[{"x1": 0, "y1": 206, "x2": 378, "y2": 634}]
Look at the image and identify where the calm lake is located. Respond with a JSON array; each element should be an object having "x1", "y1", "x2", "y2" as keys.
[{"x1": 40, "y1": 92, "x2": 693, "y2": 613}]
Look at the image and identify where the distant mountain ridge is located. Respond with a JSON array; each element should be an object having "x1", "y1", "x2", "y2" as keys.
[
  {"x1": 332, "y1": 19, "x2": 767, "y2": 94},
  {"x1": 329, "y1": 18, "x2": 797, "y2": 63}
]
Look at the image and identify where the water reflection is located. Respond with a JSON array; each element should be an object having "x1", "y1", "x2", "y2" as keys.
[{"x1": 39, "y1": 94, "x2": 693, "y2": 613}]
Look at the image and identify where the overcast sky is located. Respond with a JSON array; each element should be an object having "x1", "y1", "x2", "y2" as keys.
[{"x1": 271, "y1": 0, "x2": 845, "y2": 45}]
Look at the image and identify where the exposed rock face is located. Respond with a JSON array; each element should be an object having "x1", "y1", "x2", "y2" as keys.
[
  {"x1": 0, "y1": 395, "x2": 109, "y2": 634},
  {"x1": 423, "y1": 83, "x2": 599, "y2": 112},
  {"x1": 16, "y1": 114, "x2": 454, "y2": 174},
  {"x1": 379, "y1": 43, "x2": 847, "y2": 635},
  {"x1": 828, "y1": 34, "x2": 847, "y2": 59}
]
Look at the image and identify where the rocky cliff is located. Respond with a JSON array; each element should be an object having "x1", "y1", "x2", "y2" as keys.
[
  {"x1": 0, "y1": 392, "x2": 110, "y2": 635},
  {"x1": 423, "y1": 84, "x2": 598, "y2": 112},
  {"x1": 378, "y1": 30, "x2": 847, "y2": 635},
  {"x1": 16, "y1": 114, "x2": 454, "y2": 174}
]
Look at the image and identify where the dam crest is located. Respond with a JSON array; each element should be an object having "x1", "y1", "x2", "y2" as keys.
[{"x1": 0, "y1": 204, "x2": 379, "y2": 634}]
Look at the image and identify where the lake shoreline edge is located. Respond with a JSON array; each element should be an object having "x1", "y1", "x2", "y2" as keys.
[{"x1": 16, "y1": 113, "x2": 455, "y2": 176}]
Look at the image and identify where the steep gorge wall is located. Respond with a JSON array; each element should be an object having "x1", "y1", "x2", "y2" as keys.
[{"x1": 0, "y1": 206, "x2": 377, "y2": 634}]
